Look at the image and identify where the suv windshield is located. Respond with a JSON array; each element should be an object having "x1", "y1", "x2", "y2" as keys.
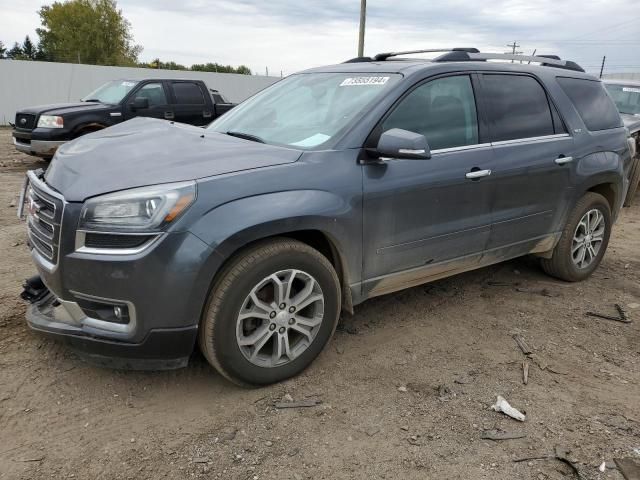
[
  {"x1": 82, "y1": 80, "x2": 139, "y2": 104},
  {"x1": 605, "y1": 83, "x2": 640, "y2": 116},
  {"x1": 208, "y1": 73, "x2": 402, "y2": 148}
]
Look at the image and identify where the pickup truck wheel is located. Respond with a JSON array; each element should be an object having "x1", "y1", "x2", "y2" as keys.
[
  {"x1": 623, "y1": 154, "x2": 640, "y2": 207},
  {"x1": 198, "y1": 238, "x2": 341, "y2": 386},
  {"x1": 540, "y1": 192, "x2": 611, "y2": 282}
]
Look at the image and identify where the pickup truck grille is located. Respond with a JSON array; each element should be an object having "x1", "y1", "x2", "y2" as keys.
[
  {"x1": 26, "y1": 178, "x2": 64, "y2": 264},
  {"x1": 15, "y1": 113, "x2": 36, "y2": 131}
]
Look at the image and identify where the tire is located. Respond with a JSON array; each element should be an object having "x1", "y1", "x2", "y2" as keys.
[
  {"x1": 198, "y1": 238, "x2": 341, "y2": 386},
  {"x1": 540, "y1": 192, "x2": 612, "y2": 282},
  {"x1": 623, "y1": 153, "x2": 640, "y2": 207}
]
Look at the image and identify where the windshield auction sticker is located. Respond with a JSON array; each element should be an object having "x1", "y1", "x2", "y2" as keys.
[
  {"x1": 340, "y1": 77, "x2": 389, "y2": 86},
  {"x1": 623, "y1": 87, "x2": 640, "y2": 94}
]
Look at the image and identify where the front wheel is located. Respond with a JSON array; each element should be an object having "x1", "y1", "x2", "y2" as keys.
[
  {"x1": 540, "y1": 192, "x2": 612, "y2": 282},
  {"x1": 198, "y1": 238, "x2": 341, "y2": 386}
]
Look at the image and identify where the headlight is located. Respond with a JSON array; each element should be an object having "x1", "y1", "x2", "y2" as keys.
[
  {"x1": 37, "y1": 115, "x2": 64, "y2": 128},
  {"x1": 79, "y1": 181, "x2": 196, "y2": 232}
]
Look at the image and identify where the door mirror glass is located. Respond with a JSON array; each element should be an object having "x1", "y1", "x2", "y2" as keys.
[
  {"x1": 376, "y1": 128, "x2": 431, "y2": 159},
  {"x1": 131, "y1": 97, "x2": 149, "y2": 110}
]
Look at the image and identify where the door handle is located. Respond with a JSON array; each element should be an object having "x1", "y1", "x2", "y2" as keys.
[
  {"x1": 554, "y1": 156, "x2": 573, "y2": 165},
  {"x1": 465, "y1": 169, "x2": 492, "y2": 180},
  {"x1": 164, "y1": 111, "x2": 175, "y2": 120},
  {"x1": 203, "y1": 110, "x2": 212, "y2": 118}
]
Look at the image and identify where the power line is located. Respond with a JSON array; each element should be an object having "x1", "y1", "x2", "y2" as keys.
[{"x1": 559, "y1": 16, "x2": 639, "y2": 43}]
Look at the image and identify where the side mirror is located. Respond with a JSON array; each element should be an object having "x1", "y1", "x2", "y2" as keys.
[
  {"x1": 376, "y1": 128, "x2": 431, "y2": 160},
  {"x1": 130, "y1": 97, "x2": 149, "y2": 110}
]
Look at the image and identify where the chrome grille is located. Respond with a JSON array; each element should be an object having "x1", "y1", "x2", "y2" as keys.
[{"x1": 26, "y1": 177, "x2": 64, "y2": 264}]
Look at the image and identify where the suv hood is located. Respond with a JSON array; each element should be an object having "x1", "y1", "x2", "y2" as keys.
[
  {"x1": 621, "y1": 113, "x2": 640, "y2": 135},
  {"x1": 45, "y1": 117, "x2": 303, "y2": 201},
  {"x1": 19, "y1": 102, "x2": 111, "y2": 116}
]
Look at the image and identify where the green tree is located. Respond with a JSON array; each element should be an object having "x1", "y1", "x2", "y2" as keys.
[
  {"x1": 37, "y1": 0, "x2": 142, "y2": 66},
  {"x1": 235, "y1": 65, "x2": 252, "y2": 75},
  {"x1": 34, "y1": 40, "x2": 47, "y2": 61},
  {"x1": 142, "y1": 58, "x2": 187, "y2": 70},
  {"x1": 191, "y1": 62, "x2": 252, "y2": 75},
  {"x1": 7, "y1": 42, "x2": 23, "y2": 59},
  {"x1": 22, "y1": 35, "x2": 37, "y2": 60},
  {"x1": 0, "y1": 41, "x2": 6, "y2": 59}
]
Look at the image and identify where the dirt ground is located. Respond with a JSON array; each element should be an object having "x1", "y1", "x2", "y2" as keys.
[{"x1": 0, "y1": 127, "x2": 639, "y2": 480}]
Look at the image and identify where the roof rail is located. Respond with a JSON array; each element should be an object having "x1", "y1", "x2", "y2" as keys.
[
  {"x1": 373, "y1": 48, "x2": 479, "y2": 61},
  {"x1": 434, "y1": 51, "x2": 585, "y2": 72},
  {"x1": 362, "y1": 48, "x2": 585, "y2": 72}
]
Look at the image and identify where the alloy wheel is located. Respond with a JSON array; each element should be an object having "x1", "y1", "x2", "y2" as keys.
[
  {"x1": 236, "y1": 269, "x2": 325, "y2": 368},
  {"x1": 571, "y1": 208, "x2": 606, "y2": 269}
]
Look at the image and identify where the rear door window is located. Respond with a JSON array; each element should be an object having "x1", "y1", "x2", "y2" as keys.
[
  {"x1": 381, "y1": 75, "x2": 479, "y2": 151},
  {"x1": 172, "y1": 82, "x2": 205, "y2": 105},
  {"x1": 558, "y1": 77, "x2": 623, "y2": 131},
  {"x1": 481, "y1": 74, "x2": 555, "y2": 142}
]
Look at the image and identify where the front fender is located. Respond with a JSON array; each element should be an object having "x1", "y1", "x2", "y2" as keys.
[{"x1": 189, "y1": 189, "x2": 362, "y2": 285}]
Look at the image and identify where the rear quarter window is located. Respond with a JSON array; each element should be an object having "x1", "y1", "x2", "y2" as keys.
[{"x1": 556, "y1": 77, "x2": 622, "y2": 131}]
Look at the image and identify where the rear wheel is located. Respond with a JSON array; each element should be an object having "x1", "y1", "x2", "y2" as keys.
[
  {"x1": 198, "y1": 238, "x2": 341, "y2": 386},
  {"x1": 540, "y1": 192, "x2": 612, "y2": 282},
  {"x1": 623, "y1": 153, "x2": 640, "y2": 207}
]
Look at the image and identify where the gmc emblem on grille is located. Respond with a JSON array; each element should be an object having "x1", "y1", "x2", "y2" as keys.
[
  {"x1": 20, "y1": 118, "x2": 27, "y2": 125},
  {"x1": 28, "y1": 198, "x2": 40, "y2": 216}
]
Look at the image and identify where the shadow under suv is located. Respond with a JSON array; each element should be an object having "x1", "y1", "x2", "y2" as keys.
[{"x1": 21, "y1": 48, "x2": 634, "y2": 386}]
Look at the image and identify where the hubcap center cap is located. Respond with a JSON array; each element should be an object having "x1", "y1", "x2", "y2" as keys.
[{"x1": 274, "y1": 311, "x2": 289, "y2": 327}]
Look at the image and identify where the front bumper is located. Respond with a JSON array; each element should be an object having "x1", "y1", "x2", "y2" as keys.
[
  {"x1": 27, "y1": 293, "x2": 197, "y2": 369},
  {"x1": 13, "y1": 135, "x2": 66, "y2": 158},
  {"x1": 22, "y1": 173, "x2": 222, "y2": 369}
]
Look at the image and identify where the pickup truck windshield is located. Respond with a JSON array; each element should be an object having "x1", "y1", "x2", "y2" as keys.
[
  {"x1": 82, "y1": 80, "x2": 140, "y2": 104},
  {"x1": 605, "y1": 84, "x2": 640, "y2": 116},
  {"x1": 208, "y1": 73, "x2": 402, "y2": 148}
]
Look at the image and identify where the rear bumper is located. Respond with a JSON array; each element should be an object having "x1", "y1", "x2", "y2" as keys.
[
  {"x1": 26, "y1": 293, "x2": 197, "y2": 369},
  {"x1": 13, "y1": 136, "x2": 66, "y2": 158}
]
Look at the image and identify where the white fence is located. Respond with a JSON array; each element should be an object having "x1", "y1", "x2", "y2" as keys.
[
  {"x1": 603, "y1": 72, "x2": 640, "y2": 81},
  {"x1": 0, "y1": 60, "x2": 280, "y2": 125}
]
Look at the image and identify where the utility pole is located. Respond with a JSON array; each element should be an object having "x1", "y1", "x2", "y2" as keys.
[
  {"x1": 599, "y1": 56, "x2": 606, "y2": 79},
  {"x1": 358, "y1": 0, "x2": 366, "y2": 57},
  {"x1": 506, "y1": 41, "x2": 521, "y2": 62}
]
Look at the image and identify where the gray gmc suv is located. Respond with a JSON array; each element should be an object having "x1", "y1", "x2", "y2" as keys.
[{"x1": 21, "y1": 48, "x2": 634, "y2": 386}]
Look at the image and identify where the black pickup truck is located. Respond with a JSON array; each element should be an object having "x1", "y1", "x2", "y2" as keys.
[{"x1": 12, "y1": 79, "x2": 236, "y2": 159}]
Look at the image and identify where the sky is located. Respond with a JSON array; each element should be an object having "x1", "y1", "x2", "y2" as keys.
[{"x1": 0, "y1": 0, "x2": 638, "y2": 77}]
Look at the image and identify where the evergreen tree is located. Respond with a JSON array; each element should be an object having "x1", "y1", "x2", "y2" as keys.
[
  {"x1": 7, "y1": 42, "x2": 23, "y2": 59},
  {"x1": 22, "y1": 35, "x2": 37, "y2": 60}
]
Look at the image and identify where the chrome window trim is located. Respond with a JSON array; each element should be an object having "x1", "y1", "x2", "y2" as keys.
[
  {"x1": 491, "y1": 133, "x2": 571, "y2": 147},
  {"x1": 431, "y1": 143, "x2": 492, "y2": 155},
  {"x1": 74, "y1": 230, "x2": 164, "y2": 255}
]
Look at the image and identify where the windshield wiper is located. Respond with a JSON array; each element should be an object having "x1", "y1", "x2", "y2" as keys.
[
  {"x1": 83, "y1": 98, "x2": 103, "y2": 103},
  {"x1": 226, "y1": 131, "x2": 265, "y2": 143}
]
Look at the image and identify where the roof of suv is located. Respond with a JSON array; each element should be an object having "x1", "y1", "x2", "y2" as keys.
[
  {"x1": 304, "y1": 59, "x2": 597, "y2": 80},
  {"x1": 303, "y1": 49, "x2": 597, "y2": 80}
]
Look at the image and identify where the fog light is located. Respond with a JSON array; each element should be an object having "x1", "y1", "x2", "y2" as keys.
[{"x1": 74, "y1": 296, "x2": 130, "y2": 324}]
